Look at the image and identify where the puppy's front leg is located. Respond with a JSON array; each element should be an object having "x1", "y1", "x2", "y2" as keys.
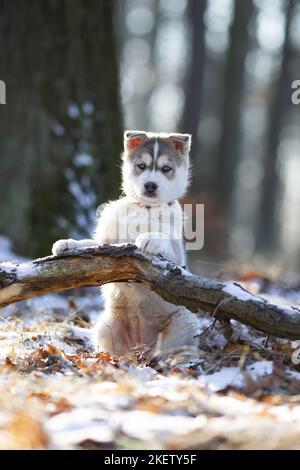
[
  {"x1": 135, "y1": 232, "x2": 176, "y2": 262},
  {"x1": 52, "y1": 238, "x2": 98, "y2": 256}
]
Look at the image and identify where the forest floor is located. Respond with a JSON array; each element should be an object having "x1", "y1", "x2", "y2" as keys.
[{"x1": 1, "y1": 238, "x2": 300, "y2": 449}]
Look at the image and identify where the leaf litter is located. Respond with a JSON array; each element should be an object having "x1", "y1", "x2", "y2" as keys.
[{"x1": 0, "y1": 279, "x2": 300, "y2": 449}]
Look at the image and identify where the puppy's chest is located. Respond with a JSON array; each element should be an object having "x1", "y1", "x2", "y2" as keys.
[{"x1": 117, "y1": 204, "x2": 181, "y2": 241}]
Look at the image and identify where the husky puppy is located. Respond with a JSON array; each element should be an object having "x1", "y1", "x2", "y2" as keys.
[{"x1": 52, "y1": 131, "x2": 200, "y2": 358}]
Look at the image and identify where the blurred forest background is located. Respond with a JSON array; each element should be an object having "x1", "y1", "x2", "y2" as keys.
[{"x1": 0, "y1": 0, "x2": 299, "y2": 275}]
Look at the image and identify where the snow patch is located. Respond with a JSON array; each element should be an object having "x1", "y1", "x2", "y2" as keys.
[
  {"x1": 223, "y1": 283, "x2": 264, "y2": 303},
  {"x1": 73, "y1": 153, "x2": 93, "y2": 167},
  {"x1": 0, "y1": 235, "x2": 27, "y2": 263},
  {"x1": 68, "y1": 103, "x2": 80, "y2": 119},
  {"x1": 246, "y1": 360, "x2": 273, "y2": 377},
  {"x1": 51, "y1": 120, "x2": 65, "y2": 136},
  {"x1": 199, "y1": 360, "x2": 273, "y2": 392},
  {"x1": 0, "y1": 261, "x2": 16, "y2": 272},
  {"x1": 82, "y1": 101, "x2": 94, "y2": 115},
  {"x1": 16, "y1": 263, "x2": 36, "y2": 278},
  {"x1": 120, "y1": 410, "x2": 205, "y2": 442},
  {"x1": 46, "y1": 408, "x2": 116, "y2": 447}
]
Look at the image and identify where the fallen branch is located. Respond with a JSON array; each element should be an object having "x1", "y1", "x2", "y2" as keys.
[{"x1": 0, "y1": 244, "x2": 300, "y2": 339}]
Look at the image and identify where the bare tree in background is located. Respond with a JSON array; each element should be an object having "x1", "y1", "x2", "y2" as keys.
[
  {"x1": 117, "y1": 0, "x2": 160, "y2": 131},
  {"x1": 181, "y1": 0, "x2": 206, "y2": 193},
  {"x1": 0, "y1": 0, "x2": 122, "y2": 258},
  {"x1": 214, "y1": 0, "x2": 254, "y2": 253},
  {"x1": 256, "y1": 0, "x2": 295, "y2": 254}
]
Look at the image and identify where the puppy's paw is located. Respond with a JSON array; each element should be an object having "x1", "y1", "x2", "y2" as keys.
[
  {"x1": 52, "y1": 239, "x2": 80, "y2": 256},
  {"x1": 135, "y1": 233, "x2": 173, "y2": 259}
]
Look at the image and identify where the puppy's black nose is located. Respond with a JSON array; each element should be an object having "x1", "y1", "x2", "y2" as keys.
[{"x1": 144, "y1": 182, "x2": 157, "y2": 194}]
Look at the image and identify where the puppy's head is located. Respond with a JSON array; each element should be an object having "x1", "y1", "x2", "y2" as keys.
[{"x1": 122, "y1": 130, "x2": 191, "y2": 204}]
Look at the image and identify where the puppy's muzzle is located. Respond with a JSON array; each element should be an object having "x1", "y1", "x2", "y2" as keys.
[{"x1": 144, "y1": 182, "x2": 157, "y2": 195}]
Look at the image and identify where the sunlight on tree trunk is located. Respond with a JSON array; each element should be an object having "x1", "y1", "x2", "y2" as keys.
[{"x1": 0, "y1": 0, "x2": 122, "y2": 258}]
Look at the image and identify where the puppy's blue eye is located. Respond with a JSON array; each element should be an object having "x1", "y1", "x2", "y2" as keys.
[
  {"x1": 162, "y1": 165, "x2": 172, "y2": 173},
  {"x1": 137, "y1": 163, "x2": 146, "y2": 171}
]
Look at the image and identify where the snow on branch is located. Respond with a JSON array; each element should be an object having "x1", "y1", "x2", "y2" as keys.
[{"x1": 0, "y1": 244, "x2": 300, "y2": 340}]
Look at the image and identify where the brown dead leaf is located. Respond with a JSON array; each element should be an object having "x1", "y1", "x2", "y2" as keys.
[
  {"x1": 223, "y1": 343, "x2": 247, "y2": 354},
  {"x1": 1, "y1": 411, "x2": 49, "y2": 450},
  {"x1": 29, "y1": 392, "x2": 72, "y2": 416}
]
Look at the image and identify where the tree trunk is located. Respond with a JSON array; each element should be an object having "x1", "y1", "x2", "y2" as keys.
[
  {"x1": 181, "y1": 0, "x2": 206, "y2": 193},
  {"x1": 0, "y1": 0, "x2": 123, "y2": 259},
  {"x1": 214, "y1": 0, "x2": 254, "y2": 252}
]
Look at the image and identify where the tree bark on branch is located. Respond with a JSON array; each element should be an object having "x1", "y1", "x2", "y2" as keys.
[{"x1": 1, "y1": 244, "x2": 300, "y2": 340}]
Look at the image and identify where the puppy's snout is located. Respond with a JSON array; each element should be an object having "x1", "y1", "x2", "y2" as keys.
[{"x1": 144, "y1": 182, "x2": 158, "y2": 194}]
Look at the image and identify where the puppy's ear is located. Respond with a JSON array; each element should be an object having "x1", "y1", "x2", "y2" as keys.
[
  {"x1": 124, "y1": 130, "x2": 147, "y2": 154},
  {"x1": 166, "y1": 133, "x2": 191, "y2": 156}
]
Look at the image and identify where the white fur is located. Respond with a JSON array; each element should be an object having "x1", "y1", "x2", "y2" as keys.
[
  {"x1": 122, "y1": 159, "x2": 189, "y2": 205},
  {"x1": 52, "y1": 131, "x2": 200, "y2": 359}
]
